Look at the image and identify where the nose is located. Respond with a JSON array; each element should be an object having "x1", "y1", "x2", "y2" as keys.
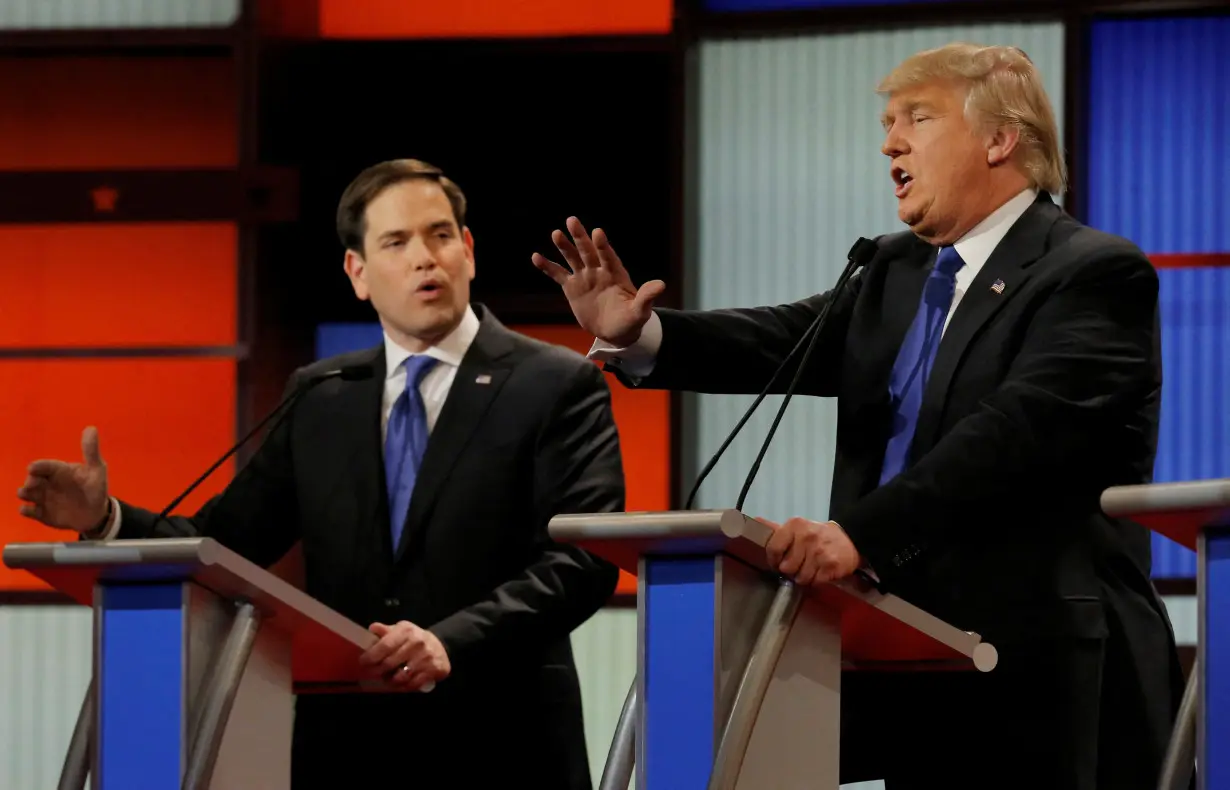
[
  {"x1": 881, "y1": 123, "x2": 907, "y2": 158},
  {"x1": 407, "y1": 236, "x2": 438, "y2": 270}
]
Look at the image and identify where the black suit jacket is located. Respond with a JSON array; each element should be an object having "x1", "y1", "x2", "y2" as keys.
[
  {"x1": 618, "y1": 193, "x2": 1181, "y2": 766},
  {"x1": 116, "y1": 305, "x2": 623, "y2": 788}
]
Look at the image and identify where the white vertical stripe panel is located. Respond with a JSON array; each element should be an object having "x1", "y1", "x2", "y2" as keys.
[
  {"x1": 0, "y1": 0, "x2": 239, "y2": 29},
  {"x1": 571, "y1": 607, "x2": 638, "y2": 788},
  {"x1": 0, "y1": 606, "x2": 92, "y2": 790},
  {"x1": 690, "y1": 24, "x2": 1065, "y2": 527}
]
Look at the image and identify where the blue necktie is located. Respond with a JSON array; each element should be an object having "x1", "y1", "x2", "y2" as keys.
[
  {"x1": 385, "y1": 355, "x2": 438, "y2": 551},
  {"x1": 878, "y1": 246, "x2": 965, "y2": 486}
]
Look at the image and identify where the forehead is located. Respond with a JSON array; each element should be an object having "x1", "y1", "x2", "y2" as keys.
[
  {"x1": 884, "y1": 81, "x2": 963, "y2": 114},
  {"x1": 364, "y1": 179, "x2": 454, "y2": 234}
]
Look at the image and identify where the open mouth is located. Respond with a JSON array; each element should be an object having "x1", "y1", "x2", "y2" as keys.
[
  {"x1": 416, "y1": 281, "x2": 445, "y2": 299},
  {"x1": 892, "y1": 166, "x2": 913, "y2": 198}
]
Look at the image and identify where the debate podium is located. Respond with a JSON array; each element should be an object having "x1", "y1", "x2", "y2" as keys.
[
  {"x1": 2, "y1": 537, "x2": 382, "y2": 790},
  {"x1": 1100, "y1": 477, "x2": 1230, "y2": 790},
  {"x1": 548, "y1": 509, "x2": 998, "y2": 789}
]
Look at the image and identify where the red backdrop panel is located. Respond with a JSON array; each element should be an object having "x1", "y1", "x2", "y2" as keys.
[
  {"x1": 0, "y1": 359, "x2": 237, "y2": 590},
  {"x1": 319, "y1": 0, "x2": 671, "y2": 38},
  {"x1": 0, "y1": 56, "x2": 237, "y2": 170},
  {"x1": 515, "y1": 325, "x2": 670, "y2": 595},
  {"x1": 0, "y1": 223, "x2": 238, "y2": 348}
]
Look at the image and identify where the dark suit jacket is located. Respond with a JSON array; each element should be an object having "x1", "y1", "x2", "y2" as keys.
[
  {"x1": 115, "y1": 304, "x2": 623, "y2": 789},
  {"x1": 616, "y1": 193, "x2": 1182, "y2": 773}
]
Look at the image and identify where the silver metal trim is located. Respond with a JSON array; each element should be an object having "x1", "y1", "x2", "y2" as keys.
[
  {"x1": 58, "y1": 676, "x2": 93, "y2": 790},
  {"x1": 1100, "y1": 478, "x2": 1230, "y2": 518},
  {"x1": 1159, "y1": 659, "x2": 1198, "y2": 790},
  {"x1": 599, "y1": 679, "x2": 638, "y2": 790},
  {"x1": 90, "y1": 582, "x2": 103, "y2": 782},
  {"x1": 635, "y1": 557, "x2": 648, "y2": 790},
  {"x1": 182, "y1": 601, "x2": 261, "y2": 790},
  {"x1": 706, "y1": 579, "x2": 804, "y2": 790},
  {"x1": 1197, "y1": 530, "x2": 1208, "y2": 790}
]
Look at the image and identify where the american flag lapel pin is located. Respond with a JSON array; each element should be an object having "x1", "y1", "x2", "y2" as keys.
[
  {"x1": 990, "y1": 279, "x2": 1006, "y2": 294},
  {"x1": 475, "y1": 374, "x2": 492, "y2": 385}
]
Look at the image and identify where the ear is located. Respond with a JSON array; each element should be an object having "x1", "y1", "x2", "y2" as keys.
[
  {"x1": 344, "y1": 249, "x2": 371, "y2": 301},
  {"x1": 986, "y1": 124, "x2": 1022, "y2": 167},
  {"x1": 462, "y1": 226, "x2": 476, "y2": 282}
]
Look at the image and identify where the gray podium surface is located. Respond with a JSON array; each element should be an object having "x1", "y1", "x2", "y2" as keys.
[{"x1": 550, "y1": 509, "x2": 997, "y2": 790}]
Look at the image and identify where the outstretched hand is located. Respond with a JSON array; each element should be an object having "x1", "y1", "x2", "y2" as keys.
[
  {"x1": 16, "y1": 426, "x2": 110, "y2": 533},
  {"x1": 532, "y1": 217, "x2": 666, "y2": 347}
]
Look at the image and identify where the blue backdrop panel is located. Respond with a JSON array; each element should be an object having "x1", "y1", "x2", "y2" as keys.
[
  {"x1": 98, "y1": 583, "x2": 186, "y2": 789},
  {"x1": 643, "y1": 557, "x2": 717, "y2": 788},
  {"x1": 315, "y1": 322, "x2": 383, "y2": 360},
  {"x1": 1087, "y1": 15, "x2": 1230, "y2": 578},
  {"x1": 1204, "y1": 529, "x2": 1230, "y2": 786}
]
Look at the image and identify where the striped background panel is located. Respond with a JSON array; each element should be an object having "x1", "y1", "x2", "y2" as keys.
[{"x1": 1088, "y1": 15, "x2": 1230, "y2": 578}]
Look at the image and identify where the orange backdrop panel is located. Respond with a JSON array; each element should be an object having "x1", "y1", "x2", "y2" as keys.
[
  {"x1": 0, "y1": 56, "x2": 237, "y2": 170},
  {"x1": 0, "y1": 223, "x2": 238, "y2": 348},
  {"x1": 320, "y1": 0, "x2": 671, "y2": 38},
  {"x1": 0, "y1": 358, "x2": 237, "y2": 590},
  {"x1": 515, "y1": 325, "x2": 670, "y2": 595}
]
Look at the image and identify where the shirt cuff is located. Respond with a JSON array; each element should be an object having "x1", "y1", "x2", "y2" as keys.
[
  {"x1": 586, "y1": 311, "x2": 663, "y2": 379},
  {"x1": 83, "y1": 496, "x2": 122, "y2": 541}
]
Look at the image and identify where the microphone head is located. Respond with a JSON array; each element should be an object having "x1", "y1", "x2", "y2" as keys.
[{"x1": 847, "y1": 237, "x2": 878, "y2": 267}]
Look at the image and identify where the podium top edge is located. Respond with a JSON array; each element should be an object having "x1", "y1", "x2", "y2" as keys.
[
  {"x1": 2, "y1": 537, "x2": 219, "y2": 570},
  {"x1": 1101, "y1": 479, "x2": 1230, "y2": 517},
  {"x1": 547, "y1": 509, "x2": 770, "y2": 548}
]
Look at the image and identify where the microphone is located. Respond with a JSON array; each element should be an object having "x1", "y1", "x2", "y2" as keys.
[
  {"x1": 683, "y1": 238, "x2": 879, "y2": 511},
  {"x1": 153, "y1": 363, "x2": 376, "y2": 523}
]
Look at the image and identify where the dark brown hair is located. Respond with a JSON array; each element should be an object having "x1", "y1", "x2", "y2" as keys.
[{"x1": 335, "y1": 159, "x2": 468, "y2": 254}]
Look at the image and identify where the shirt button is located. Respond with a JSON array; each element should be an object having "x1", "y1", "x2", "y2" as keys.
[{"x1": 384, "y1": 597, "x2": 400, "y2": 607}]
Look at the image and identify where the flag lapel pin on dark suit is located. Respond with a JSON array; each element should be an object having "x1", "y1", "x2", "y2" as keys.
[
  {"x1": 990, "y1": 279, "x2": 1006, "y2": 294},
  {"x1": 475, "y1": 374, "x2": 492, "y2": 384}
]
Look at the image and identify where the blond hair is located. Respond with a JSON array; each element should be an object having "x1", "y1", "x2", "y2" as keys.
[{"x1": 878, "y1": 42, "x2": 1066, "y2": 194}]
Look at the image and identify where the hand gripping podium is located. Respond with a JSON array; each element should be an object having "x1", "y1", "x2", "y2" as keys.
[
  {"x1": 1100, "y1": 478, "x2": 1230, "y2": 790},
  {"x1": 548, "y1": 509, "x2": 998, "y2": 790},
  {"x1": 2, "y1": 537, "x2": 381, "y2": 790}
]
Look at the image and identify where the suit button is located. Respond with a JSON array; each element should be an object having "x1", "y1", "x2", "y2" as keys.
[{"x1": 384, "y1": 597, "x2": 400, "y2": 607}]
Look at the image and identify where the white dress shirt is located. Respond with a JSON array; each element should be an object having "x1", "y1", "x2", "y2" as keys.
[
  {"x1": 93, "y1": 305, "x2": 481, "y2": 541},
  {"x1": 589, "y1": 187, "x2": 1039, "y2": 378}
]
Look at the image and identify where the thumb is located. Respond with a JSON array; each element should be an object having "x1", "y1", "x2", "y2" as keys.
[
  {"x1": 632, "y1": 280, "x2": 666, "y2": 315},
  {"x1": 81, "y1": 427, "x2": 103, "y2": 468},
  {"x1": 368, "y1": 622, "x2": 390, "y2": 636},
  {"x1": 755, "y1": 516, "x2": 781, "y2": 530}
]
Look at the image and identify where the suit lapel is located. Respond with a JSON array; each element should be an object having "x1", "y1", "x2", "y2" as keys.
[
  {"x1": 911, "y1": 193, "x2": 1061, "y2": 456},
  {"x1": 324, "y1": 346, "x2": 394, "y2": 564},
  {"x1": 394, "y1": 311, "x2": 518, "y2": 562}
]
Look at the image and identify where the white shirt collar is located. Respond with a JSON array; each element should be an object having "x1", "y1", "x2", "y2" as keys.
[
  {"x1": 951, "y1": 187, "x2": 1038, "y2": 271},
  {"x1": 383, "y1": 304, "x2": 480, "y2": 379}
]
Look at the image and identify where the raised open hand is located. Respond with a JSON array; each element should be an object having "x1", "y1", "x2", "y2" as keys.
[{"x1": 532, "y1": 217, "x2": 665, "y2": 347}]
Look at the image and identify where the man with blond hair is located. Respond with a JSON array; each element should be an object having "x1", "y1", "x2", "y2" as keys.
[{"x1": 534, "y1": 43, "x2": 1181, "y2": 788}]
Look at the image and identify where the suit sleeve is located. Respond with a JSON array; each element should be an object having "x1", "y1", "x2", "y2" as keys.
[
  {"x1": 113, "y1": 372, "x2": 303, "y2": 569},
  {"x1": 616, "y1": 279, "x2": 859, "y2": 397},
  {"x1": 428, "y1": 360, "x2": 624, "y2": 660},
  {"x1": 837, "y1": 249, "x2": 1160, "y2": 587}
]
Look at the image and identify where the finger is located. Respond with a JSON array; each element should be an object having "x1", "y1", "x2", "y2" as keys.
[
  {"x1": 550, "y1": 228, "x2": 585, "y2": 272},
  {"x1": 778, "y1": 539, "x2": 806, "y2": 577},
  {"x1": 359, "y1": 626, "x2": 398, "y2": 666},
  {"x1": 531, "y1": 252, "x2": 572, "y2": 286},
  {"x1": 81, "y1": 426, "x2": 102, "y2": 467},
  {"x1": 765, "y1": 528, "x2": 792, "y2": 568},
  {"x1": 591, "y1": 227, "x2": 627, "y2": 272},
  {"x1": 795, "y1": 552, "x2": 821, "y2": 587},
  {"x1": 18, "y1": 503, "x2": 40, "y2": 520},
  {"x1": 565, "y1": 217, "x2": 602, "y2": 269},
  {"x1": 26, "y1": 460, "x2": 67, "y2": 478},
  {"x1": 17, "y1": 478, "x2": 45, "y2": 501},
  {"x1": 382, "y1": 635, "x2": 426, "y2": 673},
  {"x1": 632, "y1": 280, "x2": 667, "y2": 315}
]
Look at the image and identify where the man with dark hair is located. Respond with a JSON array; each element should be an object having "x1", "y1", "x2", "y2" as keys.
[{"x1": 19, "y1": 158, "x2": 624, "y2": 789}]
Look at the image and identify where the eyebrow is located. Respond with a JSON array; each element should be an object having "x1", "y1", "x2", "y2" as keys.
[
  {"x1": 881, "y1": 101, "x2": 938, "y2": 128},
  {"x1": 376, "y1": 220, "x2": 455, "y2": 242}
]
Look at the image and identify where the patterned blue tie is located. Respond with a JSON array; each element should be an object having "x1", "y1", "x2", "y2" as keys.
[
  {"x1": 385, "y1": 355, "x2": 438, "y2": 551},
  {"x1": 878, "y1": 246, "x2": 965, "y2": 486}
]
